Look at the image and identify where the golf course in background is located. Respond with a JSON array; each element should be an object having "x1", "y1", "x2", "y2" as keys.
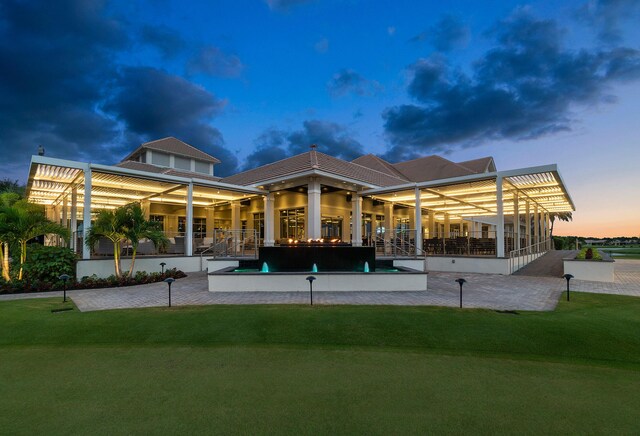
[{"x1": 1, "y1": 293, "x2": 639, "y2": 434}]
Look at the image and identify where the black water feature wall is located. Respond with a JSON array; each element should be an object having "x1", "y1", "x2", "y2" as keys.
[{"x1": 258, "y1": 246, "x2": 376, "y2": 272}]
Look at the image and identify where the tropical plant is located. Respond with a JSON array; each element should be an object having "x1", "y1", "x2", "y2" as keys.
[
  {"x1": 85, "y1": 203, "x2": 168, "y2": 278},
  {"x1": 549, "y1": 212, "x2": 573, "y2": 238},
  {"x1": 0, "y1": 199, "x2": 69, "y2": 281}
]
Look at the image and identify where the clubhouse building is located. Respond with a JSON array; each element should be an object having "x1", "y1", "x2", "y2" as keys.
[{"x1": 25, "y1": 137, "x2": 574, "y2": 276}]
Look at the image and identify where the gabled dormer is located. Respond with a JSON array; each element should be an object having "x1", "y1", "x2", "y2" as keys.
[{"x1": 120, "y1": 137, "x2": 221, "y2": 176}]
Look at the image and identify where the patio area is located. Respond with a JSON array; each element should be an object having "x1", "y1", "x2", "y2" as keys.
[{"x1": 3, "y1": 259, "x2": 639, "y2": 312}]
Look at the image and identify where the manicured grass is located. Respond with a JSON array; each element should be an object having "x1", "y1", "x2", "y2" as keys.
[
  {"x1": 1, "y1": 294, "x2": 640, "y2": 434},
  {"x1": 596, "y1": 247, "x2": 640, "y2": 260}
]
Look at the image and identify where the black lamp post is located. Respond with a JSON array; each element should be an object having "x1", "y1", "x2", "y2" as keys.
[
  {"x1": 164, "y1": 277, "x2": 175, "y2": 307},
  {"x1": 160, "y1": 262, "x2": 166, "y2": 274},
  {"x1": 455, "y1": 278, "x2": 466, "y2": 308},
  {"x1": 562, "y1": 274, "x2": 574, "y2": 301},
  {"x1": 306, "y1": 276, "x2": 316, "y2": 305},
  {"x1": 59, "y1": 274, "x2": 70, "y2": 303}
]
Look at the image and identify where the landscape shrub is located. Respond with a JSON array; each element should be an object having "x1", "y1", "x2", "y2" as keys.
[
  {"x1": 0, "y1": 268, "x2": 187, "y2": 295},
  {"x1": 575, "y1": 247, "x2": 602, "y2": 261},
  {"x1": 22, "y1": 244, "x2": 76, "y2": 285}
]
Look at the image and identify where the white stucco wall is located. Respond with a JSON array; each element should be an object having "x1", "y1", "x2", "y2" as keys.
[
  {"x1": 426, "y1": 256, "x2": 511, "y2": 275},
  {"x1": 206, "y1": 259, "x2": 240, "y2": 272},
  {"x1": 563, "y1": 259, "x2": 615, "y2": 282},
  {"x1": 77, "y1": 256, "x2": 204, "y2": 279},
  {"x1": 393, "y1": 259, "x2": 427, "y2": 272},
  {"x1": 208, "y1": 270, "x2": 428, "y2": 292}
]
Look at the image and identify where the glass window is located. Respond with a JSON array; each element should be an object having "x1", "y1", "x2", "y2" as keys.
[
  {"x1": 253, "y1": 212, "x2": 264, "y2": 241},
  {"x1": 152, "y1": 152, "x2": 170, "y2": 167},
  {"x1": 178, "y1": 216, "x2": 207, "y2": 238},
  {"x1": 279, "y1": 208, "x2": 305, "y2": 240},
  {"x1": 321, "y1": 216, "x2": 342, "y2": 240},
  {"x1": 195, "y1": 160, "x2": 210, "y2": 174},
  {"x1": 149, "y1": 215, "x2": 165, "y2": 231},
  {"x1": 174, "y1": 156, "x2": 191, "y2": 170}
]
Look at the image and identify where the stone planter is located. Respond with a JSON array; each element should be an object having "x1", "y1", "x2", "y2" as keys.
[{"x1": 563, "y1": 257, "x2": 615, "y2": 282}]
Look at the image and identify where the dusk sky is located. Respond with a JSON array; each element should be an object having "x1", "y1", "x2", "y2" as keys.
[{"x1": 1, "y1": 0, "x2": 639, "y2": 237}]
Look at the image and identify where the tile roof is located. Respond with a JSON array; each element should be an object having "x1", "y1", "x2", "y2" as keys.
[
  {"x1": 222, "y1": 150, "x2": 408, "y2": 187},
  {"x1": 351, "y1": 154, "x2": 408, "y2": 179},
  {"x1": 121, "y1": 137, "x2": 221, "y2": 164},
  {"x1": 457, "y1": 157, "x2": 495, "y2": 173},
  {"x1": 115, "y1": 160, "x2": 221, "y2": 182},
  {"x1": 392, "y1": 155, "x2": 476, "y2": 182}
]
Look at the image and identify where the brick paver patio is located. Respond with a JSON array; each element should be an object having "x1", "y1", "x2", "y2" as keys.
[{"x1": 2, "y1": 259, "x2": 639, "y2": 312}]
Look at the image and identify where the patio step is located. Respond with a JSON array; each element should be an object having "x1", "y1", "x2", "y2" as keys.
[{"x1": 513, "y1": 250, "x2": 578, "y2": 277}]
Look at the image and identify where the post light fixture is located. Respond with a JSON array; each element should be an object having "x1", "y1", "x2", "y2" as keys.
[
  {"x1": 160, "y1": 262, "x2": 166, "y2": 274},
  {"x1": 306, "y1": 276, "x2": 316, "y2": 306},
  {"x1": 455, "y1": 278, "x2": 467, "y2": 308},
  {"x1": 562, "y1": 274, "x2": 574, "y2": 301},
  {"x1": 164, "y1": 277, "x2": 175, "y2": 307},
  {"x1": 59, "y1": 274, "x2": 70, "y2": 303}
]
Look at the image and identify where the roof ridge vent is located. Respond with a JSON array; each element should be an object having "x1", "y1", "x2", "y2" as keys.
[{"x1": 310, "y1": 144, "x2": 319, "y2": 168}]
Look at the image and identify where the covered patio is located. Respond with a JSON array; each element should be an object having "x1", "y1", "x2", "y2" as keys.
[{"x1": 26, "y1": 155, "x2": 265, "y2": 261}]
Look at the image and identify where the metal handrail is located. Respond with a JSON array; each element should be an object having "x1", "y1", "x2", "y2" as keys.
[
  {"x1": 508, "y1": 238, "x2": 552, "y2": 274},
  {"x1": 199, "y1": 229, "x2": 258, "y2": 269},
  {"x1": 374, "y1": 229, "x2": 423, "y2": 258}
]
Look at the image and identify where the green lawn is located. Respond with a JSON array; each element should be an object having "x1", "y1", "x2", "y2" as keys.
[
  {"x1": 1, "y1": 294, "x2": 640, "y2": 434},
  {"x1": 590, "y1": 246, "x2": 640, "y2": 259}
]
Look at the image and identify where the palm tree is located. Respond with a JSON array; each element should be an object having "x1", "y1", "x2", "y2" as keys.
[
  {"x1": 0, "y1": 199, "x2": 69, "y2": 281},
  {"x1": 86, "y1": 203, "x2": 168, "y2": 278},
  {"x1": 549, "y1": 212, "x2": 573, "y2": 238}
]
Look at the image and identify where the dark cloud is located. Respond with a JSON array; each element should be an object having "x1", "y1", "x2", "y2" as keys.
[
  {"x1": 187, "y1": 46, "x2": 244, "y2": 77},
  {"x1": 265, "y1": 0, "x2": 314, "y2": 12},
  {"x1": 383, "y1": 8, "x2": 640, "y2": 161},
  {"x1": 577, "y1": 0, "x2": 640, "y2": 44},
  {"x1": 0, "y1": 0, "x2": 241, "y2": 181},
  {"x1": 104, "y1": 67, "x2": 238, "y2": 176},
  {"x1": 327, "y1": 69, "x2": 382, "y2": 97},
  {"x1": 242, "y1": 120, "x2": 364, "y2": 170},
  {"x1": 242, "y1": 129, "x2": 290, "y2": 170},
  {"x1": 410, "y1": 15, "x2": 470, "y2": 52},
  {"x1": 0, "y1": 0, "x2": 128, "y2": 177},
  {"x1": 140, "y1": 24, "x2": 186, "y2": 58}
]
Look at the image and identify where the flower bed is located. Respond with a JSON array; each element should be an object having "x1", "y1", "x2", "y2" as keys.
[{"x1": 0, "y1": 268, "x2": 187, "y2": 295}]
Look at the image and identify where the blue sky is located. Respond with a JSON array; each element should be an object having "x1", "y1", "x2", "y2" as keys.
[{"x1": 1, "y1": 0, "x2": 639, "y2": 236}]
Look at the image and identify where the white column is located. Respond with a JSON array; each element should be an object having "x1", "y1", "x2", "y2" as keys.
[
  {"x1": 428, "y1": 210, "x2": 435, "y2": 238},
  {"x1": 62, "y1": 196, "x2": 68, "y2": 247},
  {"x1": 231, "y1": 201, "x2": 241, "y2": 230},
  {"x1": 534, "y1": 205, "x2": 540, "y2": 245},
  {"x1": 496, "y1": 175, "x2": 505, "y2": 258},
  {"x1": 414, "y1": 187, "x2": 422, "y2": 253},
  {"x1": 514, "y1": 192, "x2": 520, "y2": 251},
  {"x1": 70, "y1": 187, "x2": 77, "y2": 252},
  {"x1": 186, "y1": 182, "x2": 193, "y2": 256},
  {"x1": 351, "y1": 195, "x2": 363, "y2": 246},
  {"x1": 544, "y1": 212, "x2": 550, "y2": 246},
  {"x1": 307, "y1": 178, "x2": 321, "y2": 240},
  {"x1": 264, "y1": 193, "x2": 275, "y2": 246},
  {"x1": 82, "y1": 167, "x2": 92, "y2": 260},
  {"x1": 384, "y1": 202, "x2": 393, "y2": 241},
  {"x1": 525, "y1": 201, "x2": 531, "y2": 248},
  {"x1": 444, "y1": 213, "x2": 450, "y2": 238}
]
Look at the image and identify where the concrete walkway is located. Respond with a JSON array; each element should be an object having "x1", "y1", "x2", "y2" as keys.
[
  {"x1": 513, "y1": 250, "x2": 578, "y2": 277},
  {"x1": 2, "y1": 259, "x2": 639, "y2": 312}
]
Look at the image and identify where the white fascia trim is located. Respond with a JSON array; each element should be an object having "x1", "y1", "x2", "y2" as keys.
[
  {"x1": 552, "y1": 170, "x2": 576, "y2": 211},
  {"x1": 190, "y1": 178, "x2": 266, "y2": 195},
  {"x1": 89, "y1": 163, "x2": 264, "y2": 195},
  {"x1": 254, "y1": 169, "x2": 378, "y2": 191}
]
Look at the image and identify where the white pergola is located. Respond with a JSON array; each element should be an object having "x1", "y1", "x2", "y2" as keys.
[
  {"x1": 26, "y1": 155, "x2": 265, "y2": 259},
  {"x1": 363, "y1": 164, "x2": 575, "y2": 257}
]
